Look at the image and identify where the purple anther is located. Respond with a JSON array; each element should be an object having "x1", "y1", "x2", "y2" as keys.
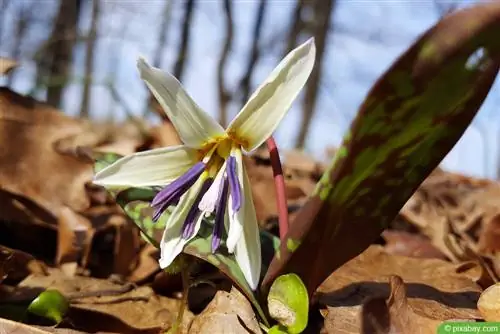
[
  {"x1": 151, "y1": 162, "x2": 205, "y2": 222},
  {"x1": 181, "y1": 178, "x2": 213, "y2": 239},
  {"x1": 227, "y1": 156, "x2": 241, "y2": 213},
  {"x1": 211, "y1": 176, "x2": 229, "y2": 253}
]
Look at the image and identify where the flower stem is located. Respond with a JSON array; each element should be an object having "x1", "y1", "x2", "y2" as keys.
[
  {"x1": 168, "y1": 265, "x2": 190, "y2": 334},
  {"x1": 266, "y1": 137, "x2": 289, "y2": 240}
]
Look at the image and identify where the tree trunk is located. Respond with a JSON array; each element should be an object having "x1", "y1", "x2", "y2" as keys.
[
  {"x1": 173, "y1": 0, "x2": 195, "y2": 81},
  {"x1": 80, "y1": 0, "x2": 100, "y2": 118},
  {"x1": 238, "y1": 0, "x2": 266, "y2": 106},
  {"x1": 7, "y1": 3, "x2": 29, "y2": 86},
  {"x1": 295, "y1": 0, "x2": 335, "y2": 148},
  {"x1": 45, "y1": 0, "x2": 82, "y2": 108},
  {"x1": 217, "y1": 0, "x2": 234, "y2": 127}
]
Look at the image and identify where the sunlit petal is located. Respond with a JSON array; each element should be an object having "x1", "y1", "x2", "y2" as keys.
[
  {"x1": 158, "y1": 178, "x2": 205, "y2": 269},
  {"x1": 227, "y1": 149, "x2": 244, "y2": 253},
  {"x1": 93, "y1": 145, "x2": 198, "y2": 187},
  {"x1": 227, "y1": 38, "x2": 316, "y2": 152},
  {"x1": 234, "y1": 167, "x2": 261, "y2": 290},
  {"x1": 138, "y1": 58, "x2": 225, "y2": 148}
]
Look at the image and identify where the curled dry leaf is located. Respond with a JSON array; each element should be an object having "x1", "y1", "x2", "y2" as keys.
[
  {"x1": 0, "y1": 245, "x2": 47, "y2": 283},
  {"x1": 318, "y1": 246, "x2": 481, "y2": 333},
  {"x1": 400, "y1": 168, "x2": 500, "y2": 279},
  {"x1": 360, "y1": 276, "x2": 442, "y2": 334},
  {"x1": 188, "y1": 287, "x2": 260, "y2": 334},
  {"x1": 477, "y1": 282, "x2": 500, "y2": 321},
  {"x1": 0, "y1": 87, "x2": 93, "y2": 213}
]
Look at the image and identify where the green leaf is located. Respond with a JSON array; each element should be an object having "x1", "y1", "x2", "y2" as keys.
[
  {"x1": 27, "y1": 289, "x2": 69, "y2": 324},
  {"x1": 263, "y1": 2, "x2": 500, "y2": 295},
  {"x1": 268, "y1": 325, "x2": 289, "y2": 334},
  {"x1": 268, "y1": 274, "x2": 308, "y2": 334}
]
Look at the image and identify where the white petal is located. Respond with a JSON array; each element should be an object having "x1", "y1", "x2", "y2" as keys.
[
  {"x1": 234, "y1": 166, "x2": 261, "y2": 290},
  {"x1": 159, "y1": 179, "x2": 205, "y2": 268},
  {"x1": 138, "y1": 58, "x2": 225, "y2": 148},
  {"x1": 227, "y1": 149, "x2": 244, "y2": 253},
  {"x1": 93, "y1": 145, "x2": 198, "y2": 187},
  {"x1": 227, "y1": 38, "x2": 316, "y2": 152},
  {"x1": 198, "y1": 160, "x2": 227, "y2": 213}
]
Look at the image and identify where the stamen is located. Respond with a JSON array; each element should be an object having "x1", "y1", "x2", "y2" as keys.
[
  {"x1": 212, "y1": 176, "x2": 229, "y2": 253},
  {"x1": 227, "y1": 155, "x2": 241, "y2": 213},
  {"x1": 181, "y1": 178, "x2": 213, "y2": 239},
  {"x1": 151, "y1": 162, "x2": 205, "y2": 221},
  {"x1": 198, "y1": 162, "x2": 226, "y2": 213}
]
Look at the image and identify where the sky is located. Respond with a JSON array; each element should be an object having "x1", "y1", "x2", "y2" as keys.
[{"x1": 1, "y1": 0, "x2": 500, "y2": 179}]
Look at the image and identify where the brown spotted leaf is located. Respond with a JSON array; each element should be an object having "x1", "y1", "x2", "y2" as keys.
[{"x1": 263, "y1": 2, "x2": 500, "y2": 296}]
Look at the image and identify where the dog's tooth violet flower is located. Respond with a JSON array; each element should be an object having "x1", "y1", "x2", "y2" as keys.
[{"x1": 93, "y1": 38, "x2": 315, "y2": 290}]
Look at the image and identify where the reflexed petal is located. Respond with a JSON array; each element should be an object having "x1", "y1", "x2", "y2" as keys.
[
  {"x1": 138, "y1": 58, "x2": 225, "y2": 148},
  {"x1": 227, "y1": 38, "x2": 316, "y2": 152},
  {"x1": 226, "y1": 150, "x2": 244, "y2": 252},
  {"x1": 158, "y1": 179, "x2": 205, "y2": 269},
  {"x1": 93, "y1": 145, "x2": 198, "y2": 187},
  {"x1": 233, "y1": 167, "x2": 261, "y2": 290}
]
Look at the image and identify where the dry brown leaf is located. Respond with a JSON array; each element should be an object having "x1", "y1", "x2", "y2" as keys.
[
  {"x1": 399, "y1": 169, "x2": 500, "y2": 279},
  {"x1": 0, "y1": 57, "x2": 17, "y2": 75},
  {"x1": 478, "y1": 282, "x2": 500, "y2": 321},
  {"x1": 149, "y1": 121, "x2": 182, "y2": 148},
  {"x1": 382, "y1": 230, "x2": 447, "y2": 260},
  {"x1": 0, "y1": 87, "x2": 93, "y2": 213},
  {"x1": 20, "y1": 269, "x2": 193, "y2": 332},
  {"x1": 0, "y1": 318, "x2": 82, "y2": 334},
  {"x1": 319, "y1": 246, "x2": 481, "y2": 333},
  {"x1": 188, "y1": 287, "x2": 260, "y2": 334},
  {"x1": 0, "y1": 245, "x2": 47, "y2": 283},
  {"x1": 360, "y1": 276, "x2": 443, "y2": 334},
  {"x1": 127, "y1": 243, "x2": 160, "y2": 283}
]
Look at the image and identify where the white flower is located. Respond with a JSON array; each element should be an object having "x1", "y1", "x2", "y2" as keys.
[{"x1": 93, "y1": 38, "x2": 316, "y2": 290}]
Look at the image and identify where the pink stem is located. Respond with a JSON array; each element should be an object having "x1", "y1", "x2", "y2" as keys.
[{"x1": 266, "y1": 137, "x2": 289, "y2": 240}]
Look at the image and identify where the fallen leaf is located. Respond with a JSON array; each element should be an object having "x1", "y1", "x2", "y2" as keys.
[
  {"x1": 477, "y1": 282, "x2": 500, "y2": 321},
  {"x1": 360, "y1": 275, "x2": 442, "y2": 334},
  {"x1": 19, "y1": 269, "x2": 193, "y2": 332},
  {"x1": 382, "y1": 230, "x2": 447, "y2": 260},
  {"x1": 188, "y1": 287, "x2": 260, "y2": 334},
  {"x1": 318, "y1": 246, "x2": 481, "y2": 333}
]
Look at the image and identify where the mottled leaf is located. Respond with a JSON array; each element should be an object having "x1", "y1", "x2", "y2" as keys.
[{"x1": 263, "y1": 2, "x2": 500, "y2": 296}]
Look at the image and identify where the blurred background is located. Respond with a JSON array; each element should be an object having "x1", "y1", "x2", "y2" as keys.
[{"x1": 1, "y1": 0, "x2": 499, "y2": 178}]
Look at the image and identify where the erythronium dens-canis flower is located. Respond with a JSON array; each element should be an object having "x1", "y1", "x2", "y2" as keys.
[{"x1": 93, "y1": 38, "x2": 316, "y2": 290}]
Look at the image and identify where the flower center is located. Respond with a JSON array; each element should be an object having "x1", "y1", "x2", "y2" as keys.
[{"x1": 151, "y1": 137, "x2": 243, "y2": 253}]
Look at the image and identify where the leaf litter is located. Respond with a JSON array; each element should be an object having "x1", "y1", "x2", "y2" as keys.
[{"x1": 2, "y1": 4, "x2": 500, "y2": 332}]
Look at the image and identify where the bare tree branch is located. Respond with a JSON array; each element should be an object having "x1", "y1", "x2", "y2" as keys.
[
  {"x1": 283, "y1": 0, "x2": 306, "y2": 58},
  {"x1": 217, "y1": 0, "x2": 234, "y2": 127},
  {"x1": 173, "y1": 0, "x2": 195, "y2": 81},
  {"x1": 295, "y1": 0, "x2": 335, "y2": 148},
  {"x1": 44, "y1": 0, "x2": 83, "y2": 108},
  {"x1": 238, "y1": 0, "x2": 266, "y2": 106},
  {"x1": 143, "y1": 0, "x2": 174, "y2": 117},
  {"x1": 80, "y1": 0, "x2": 100, "y2": 118}
]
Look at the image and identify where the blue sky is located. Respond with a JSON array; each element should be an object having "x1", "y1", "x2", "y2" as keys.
[{"x1": 2, "y1": 0, "x2": 500, "y2": 178}]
